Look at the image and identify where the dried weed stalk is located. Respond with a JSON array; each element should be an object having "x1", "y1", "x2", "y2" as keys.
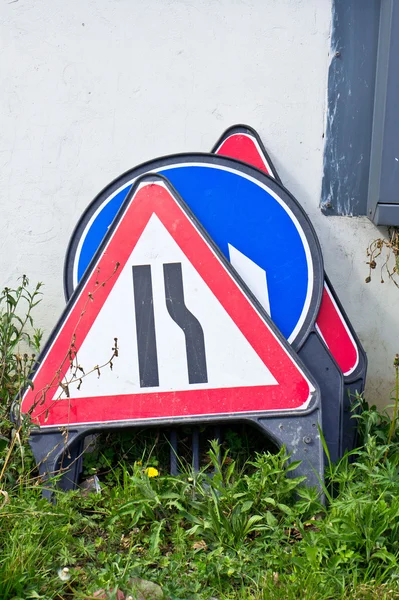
[{"x1": 366, "y1": 226, "x2": 399, "y2": 287}]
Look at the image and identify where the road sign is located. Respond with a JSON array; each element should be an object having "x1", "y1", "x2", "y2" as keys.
[
  {"x1": 63, "y1": 153, "x2": 347, "y2": 460},
  {"x1": 22, "y1": 175, "x2": 323, "y2": 491},
  {"x1": 65, "y1": 155, "x2": 324, "y2": 349},
  {"x1": 213, "y1": 124, "x2": 367, "y2": 451}
]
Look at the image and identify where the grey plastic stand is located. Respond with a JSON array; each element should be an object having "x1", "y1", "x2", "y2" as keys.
[
  {"x1": 30, "y1": 430, "x2": 85, "y2": 499},
  {"x1": 29, "y1": 402, "x2": 324, "y2": 499},
  {"x1": 256, "y1": 410, "x2": 323, "y2": 489},
  {"x1": 298, "y1": 331, "x2": 343, "y2": 463}
]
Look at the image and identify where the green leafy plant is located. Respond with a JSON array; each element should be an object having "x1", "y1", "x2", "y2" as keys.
[
  {"x1": 0, "y1": 275, "x2": 43, "y2": 426},
  {"x1": 0, "y1": 276, "x2": 43, "y2": 487},
  {"x1": 2, "y1": 402, "x2": 399, "y2": 599}
]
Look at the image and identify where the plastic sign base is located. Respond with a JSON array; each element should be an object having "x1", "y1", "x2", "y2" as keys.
[{"x1": 30, "y1": 412, "x2": 323, "y2": 499}]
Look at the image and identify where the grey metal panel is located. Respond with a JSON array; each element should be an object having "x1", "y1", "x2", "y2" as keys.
[
  {"x1": 374, "y1": 203, "x2": 399, "y2": 226},
  {"x1": 321, "y1": 0, "x2": 380, "y2": 216},
  {"x1": 368, "y1": 0, "x2": 399, "y2": 223}
]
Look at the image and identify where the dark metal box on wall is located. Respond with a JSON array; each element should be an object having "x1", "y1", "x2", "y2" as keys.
[
  {"x1": 321, "y1": 0, "x2": 399, "y2": 226},
  {"x1": 368, "y1": 0, "x2": 399, "y2": 226}
]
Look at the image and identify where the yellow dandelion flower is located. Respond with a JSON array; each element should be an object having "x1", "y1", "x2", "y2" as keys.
[{"x1": 145, "y1": 467, "x2": 159, "y2": 478}]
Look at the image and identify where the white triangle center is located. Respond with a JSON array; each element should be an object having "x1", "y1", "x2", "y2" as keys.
[{"x1": 56, "y1": 214, "x2": 277, "y2": 399}]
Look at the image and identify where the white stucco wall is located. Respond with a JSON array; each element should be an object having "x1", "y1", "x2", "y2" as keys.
[{"x1": 0, "y1": 0, "x2": 397, "y2": 406}]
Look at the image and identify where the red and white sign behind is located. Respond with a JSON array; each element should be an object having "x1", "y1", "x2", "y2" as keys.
[
  {"x1": 22, "y1": 176, "x2": 315, "y2": 428},
  {"x1": 214, "y1": 129, "x2": 359, "y2": 377}
]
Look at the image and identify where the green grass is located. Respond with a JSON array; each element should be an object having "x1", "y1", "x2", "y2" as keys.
[
  {"x1": 2, "y1": 278, "x2": 399, "y2": 599},
  {"x1": 2, "y1": 409, "x2": 399, "y2": 600}
]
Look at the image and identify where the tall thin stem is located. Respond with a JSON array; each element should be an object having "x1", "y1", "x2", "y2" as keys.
[{"x1": 385, "y1": 354, "x2": 399, "y2": 459}]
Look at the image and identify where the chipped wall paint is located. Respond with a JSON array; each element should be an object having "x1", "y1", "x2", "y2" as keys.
[{"x1": 0, "y1": 0, "x2": 398, "y2": 406}]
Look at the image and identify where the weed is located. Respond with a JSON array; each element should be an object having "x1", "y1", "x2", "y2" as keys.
[
  {"x1": 0, "y1": 275, "x2": 43, "y2": 425},
  {"x1": 366, "y1": 226, "x2": 399, "y2": 286},
  {"x1": 0, "y1": 276, "x2": 43, "y2": 488}
]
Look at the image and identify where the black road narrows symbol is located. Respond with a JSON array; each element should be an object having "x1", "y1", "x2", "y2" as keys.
[
  {"x1": 163, "y1": 262, "x2": 208, "y2": 385},
  {"x1": 132, "y1": 265, "x2": 160, "y2": 387},
  {"x1": 132, "y1": 263, "x2": 208, "y2": 388}
]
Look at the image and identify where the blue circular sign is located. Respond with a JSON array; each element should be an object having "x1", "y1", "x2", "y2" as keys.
[{"x1": 64, "y1": 154, "x2": 323, "y2": 349}]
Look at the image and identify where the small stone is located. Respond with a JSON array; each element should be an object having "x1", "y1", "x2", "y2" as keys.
[
  {"x1": 192, "y1": 540, "x2": 207, "y2": 551},
  {"x1": 57, "y1": 567, "x2": 71, "y2": 581},
  {"x1": 128, "y1": 577, "x2": 164, "y2": 600},
  {"x1": 80, "y1": 475, "x2": 102, "y2": 496}
]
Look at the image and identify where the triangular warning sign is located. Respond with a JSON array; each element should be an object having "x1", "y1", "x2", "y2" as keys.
[{"x1": 21, "y1": 175, "x2": 318, "y2": 429}]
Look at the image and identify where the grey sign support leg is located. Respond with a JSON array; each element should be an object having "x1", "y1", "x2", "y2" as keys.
[
  {"x1": 256, "y1": 409, "x2": 324, "y2": 490},
  {"x1": 29, "y1": 430, "x2": 85, "y2": 499}
]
